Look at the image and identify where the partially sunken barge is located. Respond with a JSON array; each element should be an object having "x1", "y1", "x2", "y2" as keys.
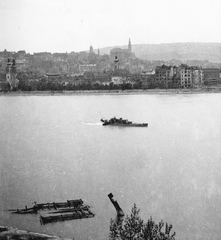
[
  {"x1": 9, "y1": 199, "x2": 95, "y2": 224},
  {"x1": 40, "y1": 205, "x2": 95, "y2": 225}
]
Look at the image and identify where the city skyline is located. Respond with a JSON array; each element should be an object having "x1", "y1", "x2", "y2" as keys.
[{"x1": 0, "y1": 0, "x2": 221, "y2": 53}]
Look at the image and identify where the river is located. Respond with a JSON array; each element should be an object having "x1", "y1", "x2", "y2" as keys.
[{"x1": 0, "y1": 93, "x2": 221, "y2": 240}]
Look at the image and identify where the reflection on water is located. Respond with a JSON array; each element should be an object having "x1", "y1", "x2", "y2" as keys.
[{"x1": 0, "y1": 93, "x2": 221, "y2": 240}]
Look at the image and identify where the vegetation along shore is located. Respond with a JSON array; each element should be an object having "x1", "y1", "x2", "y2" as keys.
[{"x1": 1, "y1": 85, "x2": 221, "y2": 96}]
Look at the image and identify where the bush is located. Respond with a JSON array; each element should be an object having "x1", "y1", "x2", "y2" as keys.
[{"x1": 109, "y1": 204, "x2": 176, "y2": 240}]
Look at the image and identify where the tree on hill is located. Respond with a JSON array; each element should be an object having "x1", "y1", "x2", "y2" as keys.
[{"x1": 109, "y1": 204, "x2": 176, "y2": 240}]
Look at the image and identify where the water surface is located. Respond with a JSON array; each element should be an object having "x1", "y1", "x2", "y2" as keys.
[{"x1": 0, "y1": 93, "x2": 221, "y2": 240}]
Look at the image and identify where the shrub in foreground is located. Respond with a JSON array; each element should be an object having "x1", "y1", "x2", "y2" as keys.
[{"x1": 109, "y1": 204, "x2": 176, "y2": 240}]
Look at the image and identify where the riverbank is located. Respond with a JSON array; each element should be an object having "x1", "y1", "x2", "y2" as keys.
[
  {"x1": 0, "y1": 226, "x2": 71, "y2": 240},
  {"x1": 1, "y1": 86, "x2": 221, "y2": 96}
]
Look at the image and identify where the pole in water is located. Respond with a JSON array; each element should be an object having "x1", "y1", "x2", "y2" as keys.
[{"x1": 108, "y1": 193, "x2": 124, "y2": 217}]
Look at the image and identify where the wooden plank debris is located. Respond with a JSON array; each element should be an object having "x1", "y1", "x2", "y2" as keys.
[
  {"x1": 9, "y1": 199, "x2": 84, "y2": 214},
  {"x1": 8, "y1": 199, "x2": 95, "y2": 224}
]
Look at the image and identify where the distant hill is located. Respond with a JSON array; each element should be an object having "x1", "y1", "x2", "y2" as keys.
[{"x1": 99, "y1": 42, "x2": 221, "y2": 63}]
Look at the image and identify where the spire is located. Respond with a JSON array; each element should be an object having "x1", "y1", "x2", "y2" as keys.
[
  {"x1": 90, "y1": 45, "x2": 93, "y2": 54},
  {"x1": 128, "y1": 38, "x2": 131, "y2": 52}
]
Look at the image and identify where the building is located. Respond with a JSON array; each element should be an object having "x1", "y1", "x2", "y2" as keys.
[
  {"x1": 0, "y1": 49, "x2": 16, "y2": 58},
  {"x1": 111, "y1": 76, "x2": 125, "y2": 85},
  {"x1": 16, "y1": 59, "x2": 27, "y2": 71},
  {"x1": 155, "y1": 65, "x2": 178, "y2": 88},
  {"x1": 202, "y1": 68, "x2": 220, "y2": 85},
  {"x1": 6, "y1": 59, "x2": 19, "y2": 90},
  {"x1": 179, "y1": 64, "x2": 193, "y2": 88},
  {"x1": 79, "y1": 64, "x2": 96, "y2": 74},
  {"x1": 140, "y1": 73, "x2": 155, "y2": 89},
  {"x1": 89, "y1": 45, "x2": 94, "y2": 54},
  {"x1": 17, "y1": 50, "x2": 26, "y2": 58},
  {"x1": 33, "y1": 52, "x2": 52, "y2": 58},
  {"x1": 128, "y1": 38, "x2": 132, "y2": 52},
  {"x1": 192, "y1": 67, "x2": 204, "y2": 88},
  {"x1": 0, "y1": 73, "x2": 6, "y2": 90},
  {"x1": 179, "y1": 65, "x2": 204, "y2": 88},
  {"x1": 110, "y1": 39, "x2": 135, "y2": 64},
  {"x1": 113, "y1": 55, "x2": 119, "y2": 70},
  {"x1": 155, "y1": 64, "x2": 205, "y2": 88},
  {"x1": 155, "y1": 65, "x2": 170, "y2": 88}
]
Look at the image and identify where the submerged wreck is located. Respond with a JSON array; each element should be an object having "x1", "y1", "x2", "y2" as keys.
[
  {"x1": 9, "y1": 199, "x2": 95, "y2": 224},
  {"x1": 108, "y1": 193, "x2": 124, "y2": 217},
  {"x1": 10, "y1": 199, "x2": 84, "y2": 214},
  {"x1": 40, "y1": 206, "x2": 95, "y2": 225}
]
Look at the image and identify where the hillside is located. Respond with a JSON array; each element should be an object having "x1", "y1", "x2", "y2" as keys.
[{"x1": 99, "y1": 42, "x2": 221, "y2": 63}]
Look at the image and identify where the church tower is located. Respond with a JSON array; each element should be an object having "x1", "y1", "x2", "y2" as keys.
[
  {"x1": 128, "y1": 38, "x2": 131, "y2": 52},
  {"x1": 89, "y1": 45, "x2": 94, "y2": 54},
  {"x1": 6, "y1": 59, "x2": 18, "y2": 90},
  {"x1": 114, "y1": 55, "x2": 119, "y2": 70}
]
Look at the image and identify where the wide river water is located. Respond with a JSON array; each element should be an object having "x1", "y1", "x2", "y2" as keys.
[{"x1": 0, "y1": 92, "x2": 221, "y2": 240}]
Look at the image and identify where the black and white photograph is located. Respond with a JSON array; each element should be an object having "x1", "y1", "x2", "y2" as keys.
[{"x1": 0, "y1": 0, "x2": 221, "y2": 239}]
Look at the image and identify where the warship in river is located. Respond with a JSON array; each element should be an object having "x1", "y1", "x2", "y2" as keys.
[{"x1": 101, "y1": 117, "x2": 148, "y2": 127}]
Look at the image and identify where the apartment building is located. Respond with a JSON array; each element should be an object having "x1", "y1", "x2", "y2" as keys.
[
  {"x1": 155, "y1": 65, "x2": 179, "y2": 88},
  {"x1": 155, "y1": 65, "x2": 170, "y2": 88},
  {"x1": 180, "y1": 65, "x2": 204, "y2": 88},
  {"x1": 180, "y1": 65, "x2": 193, "y2": 88},
  {"x1": 202, "y1": 68, "x2": 220, "y2": 85},
  {"x1": 192, "y1": 67, "x2": 204, "y2": 88},
  {"x1": 155, "y1": 64, "x2": 204, "y2": 88}
]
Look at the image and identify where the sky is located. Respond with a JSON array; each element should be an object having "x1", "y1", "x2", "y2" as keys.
[{"x1": 0, "y1": 0, "x2": 221, "y2": 53}]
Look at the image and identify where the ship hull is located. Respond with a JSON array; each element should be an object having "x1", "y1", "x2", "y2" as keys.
[{"x1": 103, "y1": 123, "x2": 148, "y2": 127}]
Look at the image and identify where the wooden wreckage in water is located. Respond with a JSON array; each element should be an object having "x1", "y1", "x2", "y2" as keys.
[
  {"x1": 40, "y1": 205, "x2": 95, "y2": 225},
  {"x1": 10, "y1": 199, "x2": 84, "y2": 214},
  {"x1": 9, "y1": 199, "x2": 95, "y2": 224}
]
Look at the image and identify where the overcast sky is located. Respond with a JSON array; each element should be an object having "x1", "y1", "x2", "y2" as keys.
[{"x1": 0, "y1": 0, "x2": 221, "y2": 53}]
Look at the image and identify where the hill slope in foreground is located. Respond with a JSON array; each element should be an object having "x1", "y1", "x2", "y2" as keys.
[
  {"x1": 99, "y1": 42, "x2": 221, "y2": 63},
  {"x1": 0, "y1": 226, "x2": 71, "y2": 240}
]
